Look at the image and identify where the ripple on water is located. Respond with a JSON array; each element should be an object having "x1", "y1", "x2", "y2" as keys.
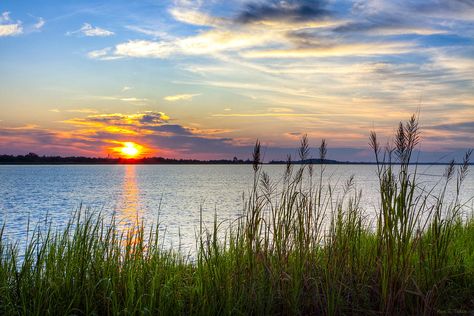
[{"x1": 0, "y1": 164, "x2": 473, "y2": 254}]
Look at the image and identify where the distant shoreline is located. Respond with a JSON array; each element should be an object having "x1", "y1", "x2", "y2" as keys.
[
  {"x1": 1, "y1": 153, "x2": 471, "y2": 165},
  {"x1": 0, "y1": 160, "x2": 470, "y2": 166}
]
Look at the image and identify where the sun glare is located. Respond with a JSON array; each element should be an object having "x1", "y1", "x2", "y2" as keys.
[{"x1": 119, "y1": 142, "x2": 141, "y2": 158}]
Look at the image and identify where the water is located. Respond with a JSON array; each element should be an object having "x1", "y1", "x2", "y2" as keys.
[{"x1": 1, "y1": 164, "x2": 473, "y2": 254}]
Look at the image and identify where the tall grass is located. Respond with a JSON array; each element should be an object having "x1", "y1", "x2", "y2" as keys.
[{"x1": 1, "y1": 116, "x2": 473, "y2": 315}]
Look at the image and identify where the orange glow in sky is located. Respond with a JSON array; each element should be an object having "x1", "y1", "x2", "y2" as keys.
[{"x1": 1, "y1": 2, "x2": 474, "y2": 162}]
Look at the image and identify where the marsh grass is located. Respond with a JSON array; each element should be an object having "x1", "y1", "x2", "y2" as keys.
[{"x1": 1, "y1": 115, "x2": 473, "y2": 315}]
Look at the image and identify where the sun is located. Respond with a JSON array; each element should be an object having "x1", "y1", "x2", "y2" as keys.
[
  {"x1": 119, "y1": 142, "x2": 141, "y2": 158},
  {"x1": 110, "y1": 141, "x2": 145, "y2": 158}
]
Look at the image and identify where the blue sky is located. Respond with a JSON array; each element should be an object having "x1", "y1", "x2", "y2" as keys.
[{"x1": 0, "y1": 0, "x2": 473, "y2": 161}]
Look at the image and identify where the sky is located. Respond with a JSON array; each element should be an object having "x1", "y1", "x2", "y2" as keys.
[{"x1": 0, "y1": 0, "x2": 473, "y2": 162}]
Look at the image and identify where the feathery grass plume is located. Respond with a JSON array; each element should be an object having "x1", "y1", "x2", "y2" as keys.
[
  {"x1": 444, "y1": 159, "x2": 455, "y2": 181},
  {"x1": 457, "y1": 149, "x2": 472, "y2": 196},
  {"x1": 395, "y1": 121, "x2": 407, "y2": 162},
  {"x1": 260, "y1": 171, "x2": 274, "y2": 202},
  {"x1": 299, "y1": 134, "x2": 310, "y2": 162},
  {"x1": 319, "y1": 139, "x2": 327, "y2": 162},
  {"x1": 372, "y1": 115, "x2": 420, "y2": 313},
  {"x1": 369, "y1": 131, "x2": 380, "y2": 164},
  {"x1": 284, "y1": 154, "x2": 293, "y2": 184},
  {"x1": 252, "y1": 140, "x2": 261, "y2": 173}
]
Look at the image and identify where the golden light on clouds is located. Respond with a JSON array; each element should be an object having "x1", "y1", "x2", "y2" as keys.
[
  {"x1": 1, "y1": 1, "x2": 474, "y2": 161},
  {"x1": 164, "y1": 93, "x2": 201, "y2": 102}
]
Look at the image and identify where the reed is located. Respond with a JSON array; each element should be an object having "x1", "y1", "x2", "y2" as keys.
[{"x1": 0, "y1": 116, "x2": 473, "y2": 315}]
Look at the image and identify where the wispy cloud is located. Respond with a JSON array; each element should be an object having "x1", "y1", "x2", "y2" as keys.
[
  {"x1": 212, "y1": 113, "x2": 319, "y2": 117},
  {"x1": 241, "y1": 42, "x2": 415, "y2": 58},
  {"x1": 164, "y1": 93, "x2": 201, "y2": 101},
  {"x1": 87, "y1": 0, "x2": 425, "y2": 62},
  {"x1": 125, "y1": 25, "x2": 171, "y2": 38},
  {"x1": 49, "y1": 108, "x2": 99, "y2": 114},
  {"x1": 64, "y1": 111, "x2": 170, "y2": 127},
  {"x1": 114, "y1": 40, "x2": 175, "y2": 58},
  {"x1": 96, "y1": 96, "x2": 149, "y2": 104},
  {"x1": 68, "y1": 23, "x2": 114, "y2": 37},
  {"x1": 427, "y1": 121, "x2": 474, "y2": 133},
  {"x1": 236, "y1": 0, "x2": 331, "y2": 24},
  {"x1": 169, "y1": 7, "x2": 224, "y2": 27},
  {"x1": 66, "y1": 108, "x2": 99, "y2": 114},
  {"x1": 34, "y1": 17, "x2": 45, "y2": 30},
  {"x1": 0, "y1": 11, "x2": 10, "y2": 23},
  {"x1": 0, "y1": 11, "x2": 23, "y2": 37},
  {"x1": 87, "y1": 47, "x2": 120, "y2": 60}
]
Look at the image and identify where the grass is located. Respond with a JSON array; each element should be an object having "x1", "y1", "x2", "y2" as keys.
[{"x1": 1, "y1": 115, "x2": 473, "y2": 315}]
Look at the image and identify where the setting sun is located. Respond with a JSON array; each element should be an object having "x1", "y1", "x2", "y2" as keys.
[{"x1": 118, "y1": 142, "x2": 141, "y2": 158}]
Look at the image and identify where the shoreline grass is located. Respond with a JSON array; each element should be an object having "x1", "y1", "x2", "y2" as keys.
[{"x1": 1, "y1": 115, "x2": 473, "y2": 315}]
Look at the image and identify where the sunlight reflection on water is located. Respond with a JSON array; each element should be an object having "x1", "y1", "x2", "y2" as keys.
[
  {"x1": 118, "y1": 165, "x2": 141, "y2": 228},
  {"x1": 0, "y1": 164, "x2": 473, "y2": 255}
]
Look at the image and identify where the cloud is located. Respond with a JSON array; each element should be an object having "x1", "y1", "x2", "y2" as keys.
[
  {"x1": 333, "y1": 20, "x2": 445, "y2": 36},
  {"x1": 164, "y1": 93, "x2": 201, "y2": 101},
  {"x1": 65, "y1": 112, "x2": 170, "y2": 127},
  {"x1": 88, "y1": 1, "x2": 424, "y2": 62},
  {"x1": 126, "y1": 25, "x2": 171, "y2": 38},
  {"x1": 0, "y1": 11, "x2": 23, "y2": 37},
  {"x1": 0, "y1": 125, "x2": 108, "y2": 156},
  {"x1": 1, "y1": 121, "x2": 470, "y2": 161},
  {"x1": 138, "y1": 112, "x2": 170, "y2": 124},
  {"x1": 87, "y1": 2, "x2": 340, "y2": 60},
  {"x1": 97, "y1": 29, "x2": 274, "y2": 59},
  {"x1": 114, "y1": 40, "x2": 175, "y2": 58},
  {"x1": 68, "y1": 23, "x2": 114, "y2": 37},
  {"x1": 428, "y1": 121, "x2": 474, "y2": 133},
  {"x1": 236, "y1": 0, "x2": 331, "y2": 24},
  {"x1": 328, "y1": 3, "x2": 454, "y2": 37},
  {"x1": 241, "y1": 42, "x2": 415, "y2": 58},
  {"x1": 34, "y1": 17, "x2": 45, "y2": 30},
  {"x1": 120, "y1": 97, "x2": 148, "y2": 102},
  {"x1": 88, "y1": 28, "x2": 282, "y2": 59},
  {"x1": 268, "y1": 107, "x2": 294, "y2": 113},
  {"x1": 146, "y1": 124, "x2": 193, "y2": 135},
  {"x1": 87, "y1": 47, "x2": 120, "y2": 60},
  {"x1": 212, "y1": 113, "x2": 319, "y2": 117},
  {"x1": 95, "y1": 96, "x2": 149, "y2": 104},
  {"x1": 350, "y1": 0, "x2": 474, "y2": 23},
  {"x1": 0, "y1": 11, "x2": 10, "y2": 23},
  {"x1": 2, "y1": 108, "x2": 472, "y2": 161},
  {"x1": 66, "y1": 108, "x2": 99, "y2": 114},
  {"x1": 169, "y1": 7, "x2": 224, "y2": 27},
  {"x1": 409, "y1": 0, "x2": 474, "y2": 19},
  {"x1": 56, "y1": 111, "x2": 244, "y2": 158},
  {"x1": 81, "y1": 23, "x2": 114, "y2": 36},
  {"x1": 178, "y1": 29, "x2": 276, "y2": 54}
]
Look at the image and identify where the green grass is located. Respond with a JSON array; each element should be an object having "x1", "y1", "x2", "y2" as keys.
[{"x1": 1, "y1": 115, "x2": 473, "y2": 315}]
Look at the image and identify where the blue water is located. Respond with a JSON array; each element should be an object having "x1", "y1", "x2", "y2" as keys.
[{"x1": 1, "y1": 164, "x2": 473, "y2": 253}]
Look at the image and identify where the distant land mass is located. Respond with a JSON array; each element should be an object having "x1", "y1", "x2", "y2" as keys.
[
  {"x1": 0, "y1": 152, "x2": 340, "y2": 165},
  {"x1": 0, "y1": 153, "x2": 469, "y2": 165}
]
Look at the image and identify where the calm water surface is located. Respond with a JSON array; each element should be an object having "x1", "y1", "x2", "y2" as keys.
[{"x1": 1, "y1": 164, "x2": 473, "y2": 254}]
